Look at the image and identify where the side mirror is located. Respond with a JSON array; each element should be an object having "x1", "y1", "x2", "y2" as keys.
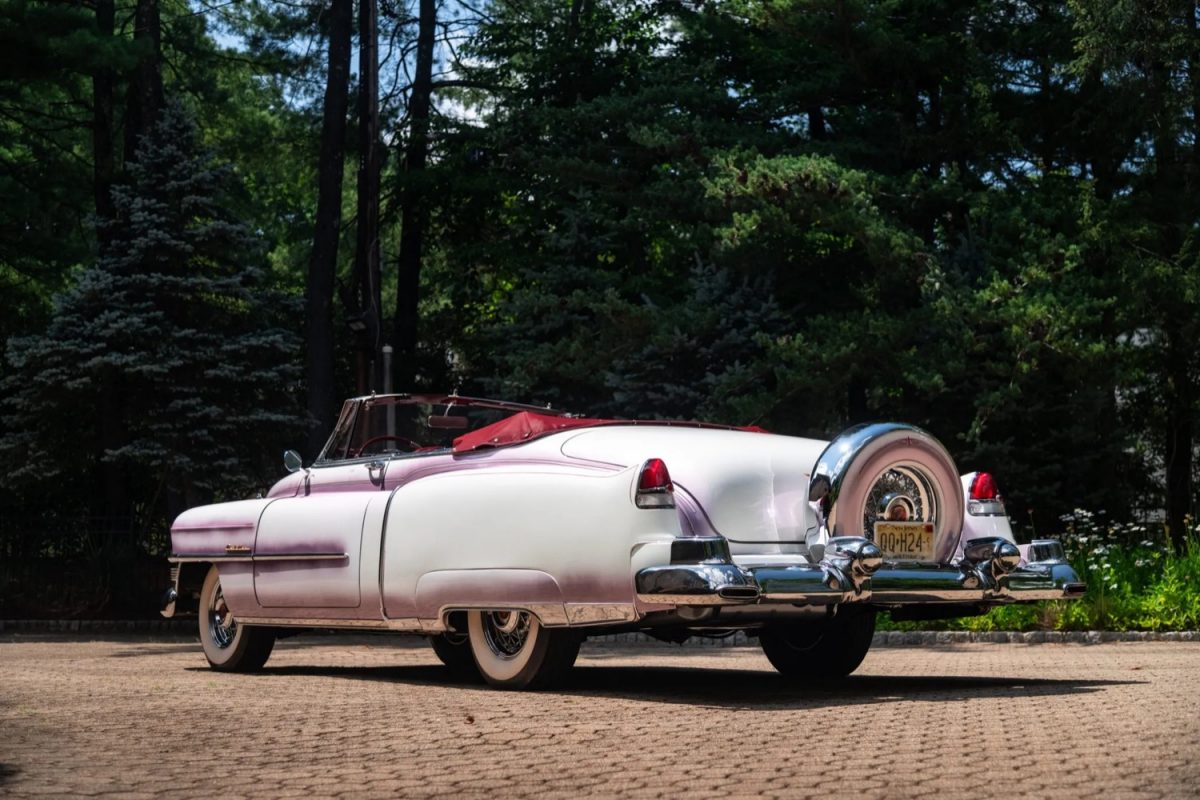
[{"x1": 283, "y1": 449, "x2": 304, "y2": 473}]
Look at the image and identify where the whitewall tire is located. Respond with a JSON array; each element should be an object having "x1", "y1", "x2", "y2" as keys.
[
  {"x1": 198, "y1": 565, "x2": 275, "y2": 672},
  {"x1": 466, "y1": 609, "x2": 580, "y2": 689}
]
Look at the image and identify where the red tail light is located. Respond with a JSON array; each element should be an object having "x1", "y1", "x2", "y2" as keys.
[
  {"x1": 967, "y1": 471, "x2": 1006, "y2": 516},
  {"x1": 970, "y1": 472, "x2": 1000, "y2": 500},
  {"x1": 636, "y1": 458, "x2": 675, "y2": 508}
]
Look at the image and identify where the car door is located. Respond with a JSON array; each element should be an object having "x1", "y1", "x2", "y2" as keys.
[{"x1": 252, "y1": 459, "x2": 383, "y2": 609}]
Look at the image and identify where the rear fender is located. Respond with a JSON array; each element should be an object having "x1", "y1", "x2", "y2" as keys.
[{"x1": 956, "y1": 471, "x2": 1017, "y2": 561}]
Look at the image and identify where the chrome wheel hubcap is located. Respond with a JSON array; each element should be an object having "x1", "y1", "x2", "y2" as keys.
[
  {"x1": 864, "y1": 465, "x2": 939, "y2": 533},
  {"x1": 482, "y1": 611, "x2": 531, "y2": 658},
  {"x1": 208, "y1": 583, "x2": 237, "y2": 649}
]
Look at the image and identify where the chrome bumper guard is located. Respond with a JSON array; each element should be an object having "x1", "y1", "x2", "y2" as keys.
[
  {"x1": 160, "y1": 565, "x2": 181, "y2": 619},
  {"x1": 636, "y1": 536, "x2": 1086, "y2": 608}
]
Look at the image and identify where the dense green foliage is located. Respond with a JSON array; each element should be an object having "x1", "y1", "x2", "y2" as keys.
[{"x1": 1, "y1": 0, "x2": 1199, "y2": 616}]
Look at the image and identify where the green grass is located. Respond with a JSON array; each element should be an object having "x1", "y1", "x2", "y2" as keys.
[{"x1": 876, "y1": 515, "x2": 1200, "y2": 632}]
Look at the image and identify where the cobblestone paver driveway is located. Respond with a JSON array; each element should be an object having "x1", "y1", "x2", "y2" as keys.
[{"x1": 1, "y1": 635, "x2": 1197, "y2": 799}]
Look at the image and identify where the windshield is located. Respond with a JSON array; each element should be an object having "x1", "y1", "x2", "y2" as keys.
[{"x1": 317, "y1": 396, "x2": 557, "y2": 462}]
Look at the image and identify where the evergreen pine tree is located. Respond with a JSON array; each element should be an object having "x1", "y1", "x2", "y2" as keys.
[{"x1": 1, "y1": 100, "x2": 305, "y2": 535}]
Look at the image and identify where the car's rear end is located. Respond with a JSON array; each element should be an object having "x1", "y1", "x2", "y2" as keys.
[{"x1": 564, "y1": 421, "x2": 1084, "y2": 676}]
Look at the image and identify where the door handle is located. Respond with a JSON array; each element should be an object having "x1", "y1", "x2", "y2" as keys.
[{"x1": 367, "y1": 460, "x2": 385, "y2": 486}]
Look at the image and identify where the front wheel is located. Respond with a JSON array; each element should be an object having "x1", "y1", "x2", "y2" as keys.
[
  {"x1": 198, "y1": 565, "x2": 275, "y2": 672},
  {"x1": 466, "y1": 609, "x2": 580, "y2": 689},
  {"x1": 759, "y1": 607, "x2": 876, "y2": 680}
]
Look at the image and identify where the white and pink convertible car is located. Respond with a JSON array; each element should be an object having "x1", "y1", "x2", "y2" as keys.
[{"x1": 162, "y1": 393, "x2": 1084, "y2": 688}]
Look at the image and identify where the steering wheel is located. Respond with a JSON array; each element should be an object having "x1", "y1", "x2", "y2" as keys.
[{"x1": 353, "y1": 435, "x2": 420, "y2": 457}]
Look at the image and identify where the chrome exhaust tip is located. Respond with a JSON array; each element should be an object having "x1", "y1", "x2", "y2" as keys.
[{"x1": 717, "y1": 585, "x2": 761, "y2": 601}]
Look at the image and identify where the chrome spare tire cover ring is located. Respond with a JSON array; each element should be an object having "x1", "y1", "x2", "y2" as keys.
[{"x1": 807, "y1": 423, "x2": 964, "y2": 562}]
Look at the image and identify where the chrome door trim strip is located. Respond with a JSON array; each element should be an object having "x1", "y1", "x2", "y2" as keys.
[{"x1": 168, "y1": 552, "x2": 349, "y2": 564}]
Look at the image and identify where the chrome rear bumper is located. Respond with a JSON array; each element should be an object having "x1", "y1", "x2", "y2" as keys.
[{"x1": 636, "y1": 536, "x2": 1086, "y2": 609}]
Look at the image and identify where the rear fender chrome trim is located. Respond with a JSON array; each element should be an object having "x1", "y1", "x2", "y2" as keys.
[
  {"x1": 564, "y1": 603, "x2": 639, "y2": 625},
  {"x1": 430, "y1": 602, "x2": 571, "y2": 630}
]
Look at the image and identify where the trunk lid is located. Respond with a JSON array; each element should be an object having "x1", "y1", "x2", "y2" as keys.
[{"x1": 558, "y1": 426, "x2": 828, "y2": 551}]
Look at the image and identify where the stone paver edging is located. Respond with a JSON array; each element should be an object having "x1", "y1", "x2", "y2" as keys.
[{"x1": 1, "y1": 618, "x2": 1195, "y2": 645}]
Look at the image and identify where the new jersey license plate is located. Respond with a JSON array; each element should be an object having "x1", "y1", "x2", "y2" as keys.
[{"x1": 873, "y1": 521, "x2": 934, "y2": 561}]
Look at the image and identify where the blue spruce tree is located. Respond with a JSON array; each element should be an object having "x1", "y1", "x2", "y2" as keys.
[{"x1": 2, "y1": 101, "x2": 305, "y2": 549}]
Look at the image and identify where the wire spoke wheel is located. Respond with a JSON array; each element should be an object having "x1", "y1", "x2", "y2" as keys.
[
  {"x1": 481, "y1": 611, "x2": 531, "y2": 658},
  {"x1": 863, "y1": 464, "x2": 940, "y2": 534},
  {"x1": 466, "y1": 609, "x2": 581, "y2": 689}
]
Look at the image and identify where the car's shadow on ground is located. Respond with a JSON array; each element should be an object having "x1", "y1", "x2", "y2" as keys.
[
  {"x1": 208, "y1": 662, "x2": 1140, "y2": 709},
  {"x1": 567, "y1": 666, "x2": 1138, "y2": 708}
]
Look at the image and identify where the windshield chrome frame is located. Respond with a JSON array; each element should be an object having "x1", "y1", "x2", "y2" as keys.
[{"x1": 313, "y1": 394, "x2": 570, "y2": 465}]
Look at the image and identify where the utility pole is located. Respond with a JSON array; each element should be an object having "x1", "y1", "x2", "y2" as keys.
[{"x1": 352, "y1": 0, "x2": 383, "y2": 393}]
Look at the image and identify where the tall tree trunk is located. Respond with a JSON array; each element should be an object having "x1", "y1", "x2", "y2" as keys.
[
  {"x1": 393, "y1": 0, "x2": 435, "y2": 390},
  {"x1": 847, "y1": 376, "x2": 868, "y2": 425},
  {"x1": 1164, "y1": 3, "x2": 1200, "y2": 552},
  {"x1": 92, "y1": 0, "x2": 115, "y2": 230},
  {"x1": 305, "y1": 0, "x2": 354, "y2": 457},
  {"x1": 1149, "y1": 53, "x2": 1193, "y2": 551},
  {"x1": 352, "y1": 0, "x2": 383, "y2": 393},
  {"x1": 808, "y1": 106, "x2": 826, "y2": 141},
  {"x1": 123, "y1": 0, "x2": 163, "y2": 162},
  {"x1": 97, "y1": 0, "x2": 157, "y2": 542},
  {"x1": 1164, "y1": 327, "x2": 1193, "y2": 552},
  {"x1": 561, "y1": 0, "x2": 594, "y2": 103},
  {"x1": 1190, "y1": 0, "x2": 1200, "y2": 176},
  {"x1": 93, "y1": 3, "x2": 123, "y2": 545}
]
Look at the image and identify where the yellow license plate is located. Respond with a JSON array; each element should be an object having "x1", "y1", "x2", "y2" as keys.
[{"x1": 874, "y1": 522, "x2": 934, "y2": 561}]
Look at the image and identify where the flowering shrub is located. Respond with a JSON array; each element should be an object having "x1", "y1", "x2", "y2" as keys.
[{"x1": 1058, "y1": 509, "x2": 1169, "y2": 590}]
